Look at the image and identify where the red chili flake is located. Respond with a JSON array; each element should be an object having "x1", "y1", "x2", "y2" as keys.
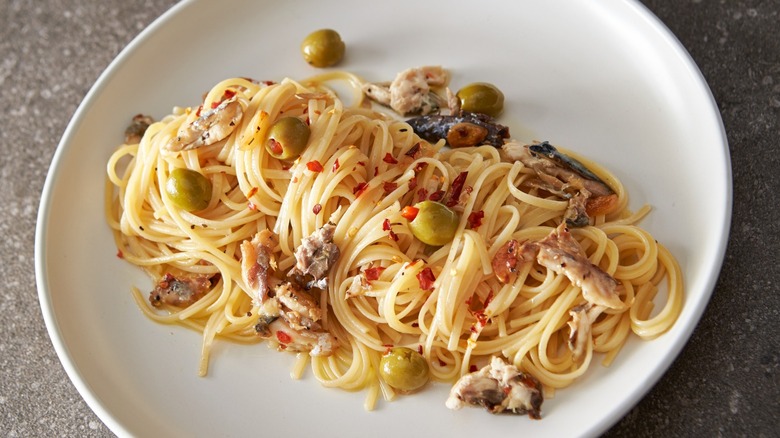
[
  {"x1": 401, "y1": 206, "x2": 419, "y2": 221},
  {"x1": 353, "y1": 182, "x2": 368, "y2": 197},
  {"x1": 365, "y1": 266, "x2": 386, "y2": 281},
  {"x1": 383, "y1": 181, "x2": 398, "y2": 196},
  {"x1": 246, "y1": 187, "x2": 258, "y2": 198},
  {"x1": 357, "y1": 161, "x2": 366, "y2": 167},
  {"x1": 306, "y1": 160, "x2": 324, "y2": 172},
  {"x1": 313, "y1": 203, "x2": 322, "y2": 214},
  {"x1": 332, "y1": 159, "x2": 340, "y2": 172},
  {"x1": 446, "y1": 171, "x2": 469, "y2": 207},
  {"x1": 267, "y1": 138, "x2": 283, "y2": 156},
  {"x1": 408, "y1": 176, "x2": 418, "y2": 191},
  {"x1": 469, "y1": 365, "x2": 478, "y2": 373},
  {"x1": 248, "y1": 202, "x2": 257, "y2": 211},
  {"x1": 428, "y1": 190, "x2": 445, "y2": 201},
  {"x1": 471, "y1": 309, "x2": 488, "y2": 327},
  {"x1": 417, "y1": 345, "x2": 424, "y2": 355},
  {"x1": 414, "y1": 162, "x2": 428, "y2": 173},
  {"x1": 276, "y1": 331, "x2": 292, "y2": 344},
  {"x1": 483, "y1": 291, "x2": 495, "y2": 309},
  {"x1": 281, "y1": 164, "x2": 291, "y2": 171},
  {"x1": 467, "y1": 210, "x2": 485, "y2": 229},
  {"x1": 417, "y1": 188, "x2": 428, "y2": 202},
  {"x1": 374, "y1": 166, "x2": 379, "y2": 177},
  {"x1": 389, "y1": 230, "x2": 399, "y2": 242},
  {"x1": 438, "y1": 359, "x2": 446, "y2": 367},
  {"x1": 383, "y1": 153, "x2": 399, "y2": 164},
  {"x1": 411, "y1": 322, "x2": 419, "y2": 328},
  {"x1": 416, "y1": 267, "x2": 436, "y2": 291},
  {"x1": 382, "y1": 218, "x2": 392, "y2": 231},
  {"x1": 116, "y1": 249, "x2": 124, "y2": 259},
  {"x1": 405, "y1": 142, "x2": 422, "y2": 158}
]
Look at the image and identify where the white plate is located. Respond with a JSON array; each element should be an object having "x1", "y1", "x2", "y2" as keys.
[{"x1": 35, "y1": 0, "x2": 730, "y2": 436}]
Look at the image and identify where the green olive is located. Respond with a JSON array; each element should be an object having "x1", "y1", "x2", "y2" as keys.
[
  {"x1": 408, "y1": 201, "x2": 460, "y2": 246},
  {"x1": 379, "y1": 347, "x2": 429, "y2": 392},
  {"x1": 265, "y1": 117, "x2": 311, "y2": 160},
  {"x1": 301, "y1": 29, "x2": 345, "y2": 68},
  {"x1": 165, "y1": 168, "x2": 212, "y2": 211},
  {"x1": 456, "y1": 82, "x2": 505, "y2": 117}
]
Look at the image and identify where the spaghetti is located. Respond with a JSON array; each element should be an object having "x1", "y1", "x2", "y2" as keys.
[{"x1": 105, "y1": 71, "x2": 683, "y2": 415}]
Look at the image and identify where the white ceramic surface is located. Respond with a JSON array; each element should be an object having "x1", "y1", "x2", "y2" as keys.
[{"x1": 35, "y1": 0, "x2": 730, "y2": 436}]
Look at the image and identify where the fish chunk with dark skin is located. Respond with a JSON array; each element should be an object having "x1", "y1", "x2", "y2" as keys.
[
  {"x1": 502, "y1": 141, "x2": 619, "y2": 227},
  {"x1": 148, "y1": 272, "x2": 212, "y2": 308},
  {"x1": 446, "y1": 356, "x2": 543, "y2": 419},
  {"x1": 406, "y1": 111, "x2": 510, "y2": 148}
]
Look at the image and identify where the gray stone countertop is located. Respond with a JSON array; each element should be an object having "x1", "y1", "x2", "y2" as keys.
[{"x1": 1, "y1": 0, "x2": 777, "y2": 436}]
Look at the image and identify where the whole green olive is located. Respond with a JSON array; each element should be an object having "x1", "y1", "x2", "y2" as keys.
[
  {"x1": 265, "y1": 116, "x2": 311, "y2": 160},
  {"x1": 456, "y1": 82, "x2": 505, "y2": 117},
  {"x1": 379, "y1": 347, "x2": 430, "y2": 392},
  {"x1": 408, "y1": 200, "x2": 460, "y2": 246},
  {"x1": 165, "y1": 168, "x2": 212, "y2": 211},
  {"x1": 301, "y1": 29, "x2": 345, "y2": 68}
]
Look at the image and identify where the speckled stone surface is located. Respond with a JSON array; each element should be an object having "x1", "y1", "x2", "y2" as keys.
[{"x1": 1, "y1": 0, "x2": 777, "y2": 436}]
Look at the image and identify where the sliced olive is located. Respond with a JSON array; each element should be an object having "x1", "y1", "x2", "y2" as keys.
[
  {"x1": 408, "y1": 200, "x2": 459, "y2": 246},
  {"x1": 265, "y1": 117, "x2": 311, "y2": 160},
  {"x1": 379, "y1": 347, "x2": 429, "y2": 392},
  {"x1": 301, "y1": 29, "x2": 345, "y2": 68},
  {"x1": 165, "y1": 168, "x2": 212, "y2": 211},
  {"x1": 456, "y1": 82, "x2": 505, "y2": 117}
]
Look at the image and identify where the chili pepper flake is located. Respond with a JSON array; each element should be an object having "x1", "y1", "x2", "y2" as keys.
[
  {"x1": 313, "y1": 203, "x2": 322, "y2": 214},
  {"x1": 417, "y1": 267, "x2": 436, "y2": 291},
  {"x1": 446, "y1": 171, "x2": 469, "y2": 207},
  {"x1": 389, "y1": 230, "x2": 399, "y2": 242},
  {"x1": 408, "y1": 176, "x2": 418, "y2": 191},
  {"x1": 365, "y1": 266, "x2": 386, "y2": 281},
  {"x1": 469, "y1": 364, "x2": 478, "y2": 373},
  {"x1": 383, "y1": 181, "x2": 398, "y2": 196},
  {"x1": 383, "y1": 153, "x2": 399, "y2": 164},
  {"x1": 116, "y1": 249, "x2": 124, "y2": 259},
  {"x1": 248, "y1": 202, "x2": 257, "y2": 211},
  {"x1": 332, "y1": 159, "x2": 340, "y2": 172},
  {"x1": 382, "y1": 218, "x2": 392, "y2": 231},
  {"x1": 353, "y1": 182, "x2": 368, "y2": 197},
  {"x1": 246, "y1": 187, "x2": 258, "y2": 198},
  {"x1": 428, "y1": 190, "x2": 445, "y2": 202},
  {"x1": 467, "y1": 210, "x2": 485, "y2": 229},
  {"x1": 405, "y1": 142, "x2": 422, "y2": 158},
  {"x1": 306, "y1": 160, "x2": 324, "y2": 172}
]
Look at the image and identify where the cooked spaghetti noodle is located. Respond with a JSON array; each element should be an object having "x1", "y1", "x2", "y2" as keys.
[{"x1": 105, "y1": 72, "x2": 683, "y2": 412}]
